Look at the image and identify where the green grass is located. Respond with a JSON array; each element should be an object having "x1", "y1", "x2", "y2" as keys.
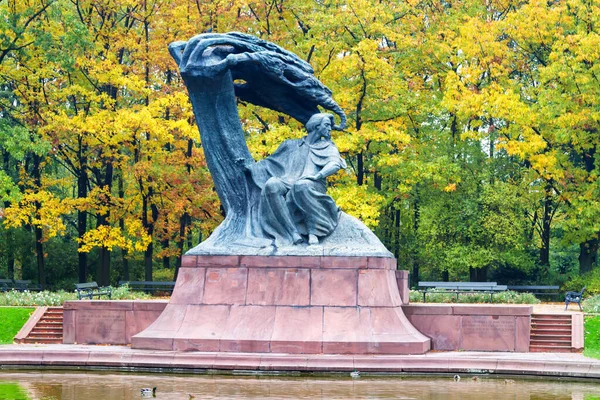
[
  {"x1": 0, "y1": 382, "x2": 30, "y2": 400},
  {"x1": 584, "y1": 315, "x2": 600, "y2": 359},
  {"x1": 0, "y1": 307, "x2": 34, "y2": 344}
]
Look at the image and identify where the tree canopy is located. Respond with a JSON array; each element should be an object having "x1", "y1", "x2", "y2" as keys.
[{"x1": 0, "y1": 0, "x2": 599, "y2": 290}]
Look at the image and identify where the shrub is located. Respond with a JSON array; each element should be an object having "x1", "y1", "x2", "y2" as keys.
[
  {"x1": 0, "y1": 290, "x2": 76, "y2": 306},
  {"x1": 583, "y1": 295, "x2": 600, "y2": 314},
  {"x1": 564, "y1": 270, "x2": 599, "y2": 297},
  {"x1": 408, "y1": 289, "x2": 540, "y2": 304},
  {"x1": 0, "y1": 286, "x2": 151, "y2": 306},
  {"x1": 152, "y1": 268, "x2": 175, "y2": 282},
  {"x1": 110, "y1": 285, "x2": 152, "y2": 300}
]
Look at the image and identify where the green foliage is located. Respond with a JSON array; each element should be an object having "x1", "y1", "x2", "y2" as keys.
[
  {"x1": 584, "y1": 315, "x2": 600, "y2": 360},
  {"x1": 152, "y1": 268, "x2": 174, "y2": 282},
  {"x1": 565, "y1": 269, "x2": 600, "y2": 297},
  {"x1": 0, "y1": 307, "x2": 33, "y2": 344},
  {"x1": 409, "y1": 289, "x2": 540, "y2": 304}
]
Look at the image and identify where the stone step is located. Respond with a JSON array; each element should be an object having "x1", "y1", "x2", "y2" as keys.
[
  {"x1": 532, "y1": 315, "x2": 572, "y2": 320},
  {"x1": 531, "y1": 328, "x2": 571, "y2": 336},
  {"x1": 532, "y1": 317, "x2": 571, "y2": 323},
  {"x1": 28, "y1": 331, "x2": 62, "y2": 337},
  {"x1": 20, "y1": 307, "x2": 64, "y2": 345},
  {"x1": 530, "y1": 340, "x2": 572, "y2": 348},
  {"x1": 40, "y1": 316, "x2": 63, "y2": 322},
  {"x1": 22, "y1": 336, "x2": 62, "y2": 344},
  {"x1": 35, "y1": 319, "x2": 63, "y2": 328},
  {"x1": 30, "y1": 326, "x2": 62, "y2": 332},
  {"x1": 532, "y1": 313, "x2": 571, "y2": 318},
  {"x1": 531, "y1": 321, "x2": 571, "y2": 328},
  {"x1": 530, "y1": 334, "x2": 571, "y2": 341},
  {"x1": 529, "y1": 345, "x2": 573, "y2": 353}
]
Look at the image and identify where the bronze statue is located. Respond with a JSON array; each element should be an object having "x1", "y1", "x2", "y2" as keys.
[{"x1": 169, "y1": 32, "x2": 391, "y2": 256}]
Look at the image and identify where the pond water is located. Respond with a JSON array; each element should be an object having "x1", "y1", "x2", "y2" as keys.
[{"x1": 0, "y1": 370, "x2": 599, "y2": 400}]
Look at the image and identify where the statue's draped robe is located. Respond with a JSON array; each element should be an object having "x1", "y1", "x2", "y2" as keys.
[{"x1": 247, "y1": 137, "x2": 347, "y2": 246}]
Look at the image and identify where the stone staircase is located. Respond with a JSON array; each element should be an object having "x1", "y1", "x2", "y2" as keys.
[
  {"x1": 19, "y1": 307, "x2": 63, "y2": 344},
  {"x1": 530, "y1": 314, "x2": 574, "y2": 352}
]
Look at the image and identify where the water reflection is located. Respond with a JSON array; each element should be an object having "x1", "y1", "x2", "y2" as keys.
[{"x1": 0, "y1": 371, "x2": 598, "y2": 400}]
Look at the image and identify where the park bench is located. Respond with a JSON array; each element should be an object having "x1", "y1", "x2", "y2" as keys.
[
  {"x1": 74, "y1": 282, "x2": 112, "y2": 300},
  {"x1": 506, "y1": 285, "x2": 560, "y2": 299},
  {"x1": 418, "y1": 281, "x2": 507, "y2": 302},
  {"x1": 14, "y1": 280, "x2": 42, "y2": 292},
  {"x1": 565, "y1": 287, "x2": 585, "y2": 311},
  {"x1": 0, "y1": 279, "x2": 14, "y2": 292},
  {"x1": 119, "y1": 281, "x2": 175, "y2": 294}
]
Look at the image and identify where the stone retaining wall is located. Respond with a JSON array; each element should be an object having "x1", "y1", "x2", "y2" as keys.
[
  {"x1": 64, "y1": 300, "x2": 533, "y2": 352},
  {"x1": 404, "y1": 304, "x2": 532, "y2": 352}
]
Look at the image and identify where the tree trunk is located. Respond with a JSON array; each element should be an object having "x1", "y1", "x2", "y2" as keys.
[
  {"x1": 411, "y1": 188, "x2": 420, "y2": 287},
  {"x1": 540, "y1": 187, "x2": 553, "y2": 267},
  {"x1": 6, "y1": 230, "x2": 14, "y2": 280},
  {"x1": 96, "y1": 162, "x2": 114, "y2": 286},
  {"x1": 175, "y1": 212, "x2": 188, "y2": 281},
  {"x1": 476, "y1": 266, "x2": 487, "y2": 282},
  {"x1": 145, "y1": 242, "x2": 153, "y2": 282},
  {"x1": 394, "y1": 208, "x2": 400, "y2": 259},
  {"x1": 162, "y1": 239, "x2": 170, "y2": 269},
  {"x1": 374, "y1": 171, "x2": 381, "y2": 190},
  {"x1": 118, "y1": 172, "x2": 129, "y2": 281},
  {"x1": 34, "y1": 226, "x2": 45, "y2": 289},
  {"x1": 357, "y1": 152, "x2": 364, "y2": 185},
  {"x1": 579, "y1": 145, "x2": 597, "y2": 274},
  {"x1": 579, "y1": 236, "x2": 599, "y2": 274},
  {"x1": 3, "y1": 153, "x2": 15, "y2": 280},
  {"x1": 32, "y1": 153, "x2": 45, "y2": 289},
  {"x1": 77, "y1": 152, "x2": 88, "y2": 283},
  {"x1": 469, "y1": 267, "x2": 477, "y2": 282}
]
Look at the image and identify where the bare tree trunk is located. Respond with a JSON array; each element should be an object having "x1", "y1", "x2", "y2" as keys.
[
  {"x1": 579, "y1": 236, "x2": 599, "y2": 274},
  {"x1": 540, "y1": 186, "x2": 553, "y2": 267}
]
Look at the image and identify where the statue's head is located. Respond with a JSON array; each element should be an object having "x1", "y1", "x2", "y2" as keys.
[{"x1": 306, "y1": 113, "x2": 335, "y2": 142}]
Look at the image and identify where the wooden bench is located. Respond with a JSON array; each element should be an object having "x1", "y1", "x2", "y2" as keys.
[
  {"x1": 74, "y1": 282, "x2": 112, "y2": 300},
  {"x1": 14, "y1": 280, "x2": 42, "y2": 292},
  {"x1": 418, "y1": 281, "x2": 507, "y2": 302},
  {"x1": 119, "y1": 281, "x2": 175, "y2": 294},
  {"x1": 506, "y1": 285, "x2": 560, "y2": 298},
  {"x1": 0, "y1": 279, "x2": 14, "y2": 292}
]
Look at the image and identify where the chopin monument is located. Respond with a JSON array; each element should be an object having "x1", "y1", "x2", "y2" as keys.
[{"x1": 132, "y1": 32, "x2": 430, "y2": 354}]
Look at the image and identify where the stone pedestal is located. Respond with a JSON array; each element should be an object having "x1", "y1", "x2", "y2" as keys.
[{"x1": 132, "y1": 255, "x2": 430, "y2": 354}]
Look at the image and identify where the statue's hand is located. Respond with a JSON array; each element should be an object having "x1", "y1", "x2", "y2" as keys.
[
  {"x1": 299, "y1": 174, "x2": 321, "y2": 181},
  {"x1": 235, "y1": 157, "x2": 250, "y2": 171}
]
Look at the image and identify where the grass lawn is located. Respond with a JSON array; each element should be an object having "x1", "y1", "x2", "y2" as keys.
[
  {"x1": 584, "y1": 315, "x2": 600, "y2": 359},
  {"x1": 0, "y1": 307, "x2": 34, "y2": 344},
  {"x1": 0, "y1": 382, "x2": 29, "y2": 400}
]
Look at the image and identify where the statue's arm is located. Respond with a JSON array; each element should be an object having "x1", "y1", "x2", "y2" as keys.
[{"x1": 315, "y1": 160, "x2": 344, "y2": 180}]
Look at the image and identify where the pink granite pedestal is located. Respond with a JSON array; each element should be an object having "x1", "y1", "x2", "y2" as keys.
[{"x1": 131, "y1": 255, "x2": 430, "y2": 354}]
